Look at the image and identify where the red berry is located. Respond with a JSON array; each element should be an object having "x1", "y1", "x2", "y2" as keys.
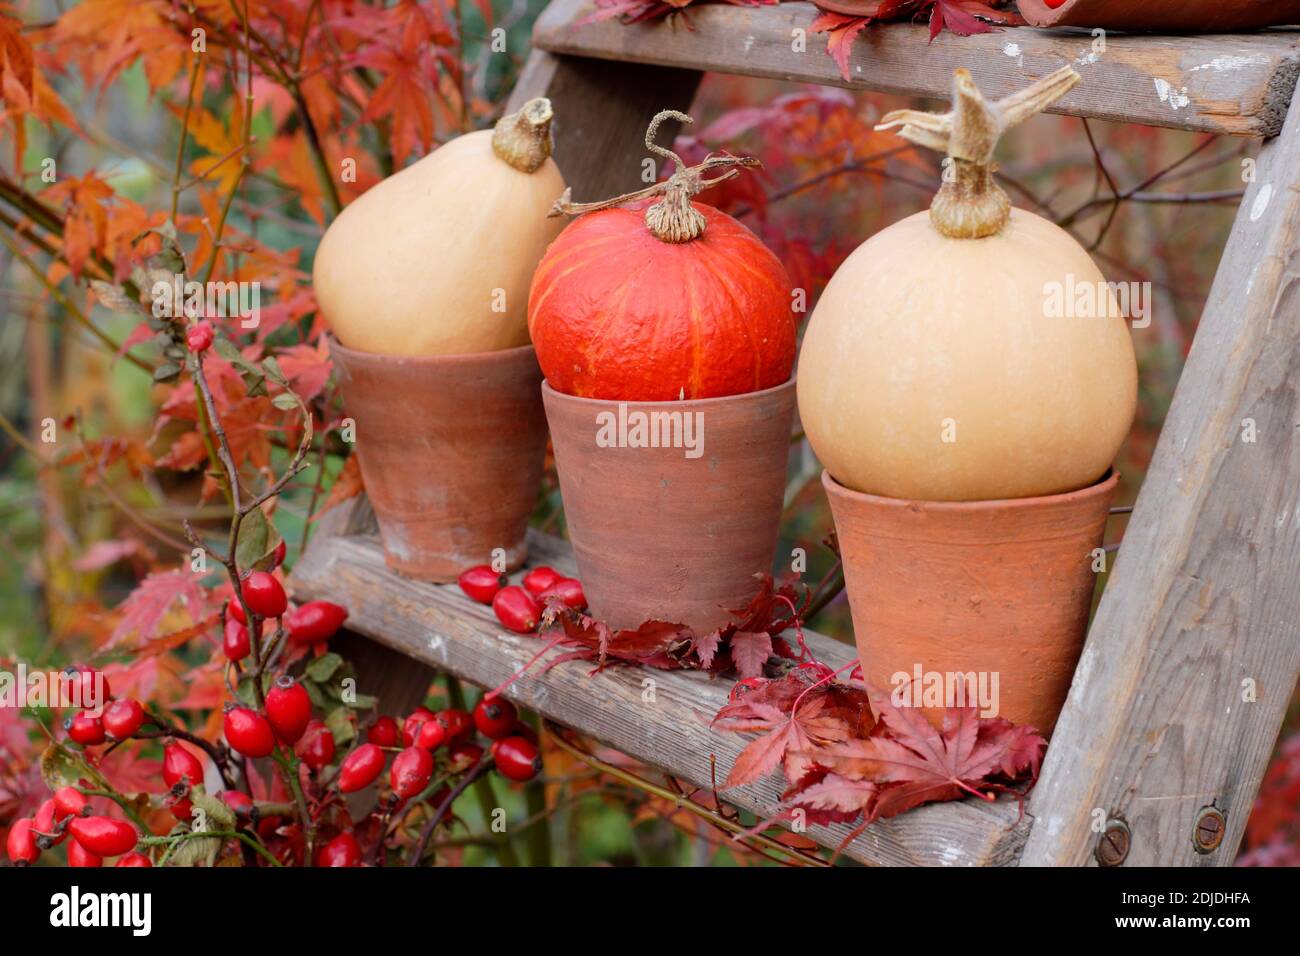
[
  {"x1": 227, "y1": 598, "x2": 247, "y2": 625},
  {"x1": 414, "y1": 718, "x2": 447, "y2": 751},
  {"x1": 473, "y1": 697, "x2": 518, "y2": 740},
  {"x1": 116, "y1": 852, "x2": 153, "y2": 867},
  {"x1": 437, "y1": 708, "x2": 473, "y2": 742},
  {"x1": 223, "y1": 618, "x2": 251, "y2": 662},
  {"x1": 219, "y1": 790, "x2": 253, "y2": 815},
  {"x1": 539, "y1": 577, "x2": 586, "y2": 610},
  {"x1": 186, "y1": 320, "x2": 215, "y2": 353},
  {"x1": 367, "y1": 716, "x2": 399, "y2": 747},
  {"x1": 448, "y1": 741, "x2": 484, "y2": 771},
  {"x1": 69, "y1": 666, "x2": 110, "y2": 707},
  {"x1": 67, "y1": 838, "x2": 102, "y2": 867},
  {"x1": 522, "y1": 566, "x2": 561, "y2": 597},
  {"x1": 241, "y1": 571, "x2": 287, "y2": 618},
  {"x1": 270, "y1": 539, "x2": 287, "y2": 569},
  {"x1": 70, "y1": 816, "x2": 138, "y2": 857},
  {"x1": 337, "y1": 743, "x2": 385, "y2": 793},
  {"x1": 402, "y1": 707, "x2": 436, "y2": 747},
  {"x1": 35, "y1": 799, "x2": 67, "y2": 847},
  {"x1": 265, "y1": 678, "x2": 312, "y2": 745},
  {"x1": 162, "y1": 743, "x2": 205, "y2": 789},
  {"x1": 510, "y1": 721, "x2": 539, "y2": 747},
  {"x1": 68, "y1": 711, "x2": 106, "y2": 746},
  {"x1": 317, "y1": 832, "x2": 362, "y2": 867},
  {"x1": 224, "y1": 706, "x2": 276, "y2": 758},
  {"x1": 492, "y1": 585, "x2": 540, "y2": 633},
  {"x1": 169, "y1": 796, "x2": 193, "y2": 822},
  {"x1": 286, "y1": 600, "x2": 348, "y2": 644},
  {"x1": 52, "y1": 786, "x2": 88, "y2": 820},
  {"x1": 457, "y1": 565, "x2": 508, "y2": 604},
  {"x1": 297, "y1": 720, "x2": 336, "y2": 771},
  {"x1": 6, "y1": 818, "x2": 38, "y2": 864},
  {"x1": 103, "y1": 698, "x2": 145, "y2": 740},
  {"x1": 390, "y1": 747, "x2": 433, "y2": 799},
  {"x1": 491, "y1": 736, "x2": 542, "y2": 782}
]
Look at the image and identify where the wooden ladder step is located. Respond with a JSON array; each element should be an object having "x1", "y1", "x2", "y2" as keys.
[
  {"x1": 290, "y1": 526, "x2": 1030, "y2": 866},
  {"x1": 533, "y1": 0, "x2": 1300, "y2": 136}
]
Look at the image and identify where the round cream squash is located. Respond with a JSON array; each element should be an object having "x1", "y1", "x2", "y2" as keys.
[
  {"x1": 797, "y1": 68, "x2": 1137, "y2": 502},
  {"x1": 313, "y1": 99, "x2": 566, "y2": 356}
]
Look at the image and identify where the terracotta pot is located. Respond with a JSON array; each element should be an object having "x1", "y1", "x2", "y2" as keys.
[
  {"x1": 332, "y1": 339, "x2": 548, "y2": 582},
  {"x1": 824, "y1": 469, "x2": 1118, "y2": 735},
  {"x1": 1017, "y1": 0, "x2": 1300, "y2": 30},
  {"x1": 543, "y1": 379, "x2": 797, "y2": 633}
]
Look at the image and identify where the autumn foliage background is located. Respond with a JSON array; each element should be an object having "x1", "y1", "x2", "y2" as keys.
[{"x1": 0, "y1": 0, "x2": 1297, "y2": 864}]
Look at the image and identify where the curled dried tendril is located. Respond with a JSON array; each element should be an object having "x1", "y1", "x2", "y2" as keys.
[{"x1": 549, "y1": 109, "x2": 761, "y2": 243}]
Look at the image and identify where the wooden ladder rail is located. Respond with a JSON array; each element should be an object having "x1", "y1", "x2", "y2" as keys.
[{"x1": 300, "y1": 2, "x2": 1300, "y2": 865}]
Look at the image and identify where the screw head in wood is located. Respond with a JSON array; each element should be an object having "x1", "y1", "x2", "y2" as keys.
[
  {"x1": 1095, "y1": 818, "x2": 1130, "y2": 866},
  {"x1": 1193, "y1": 807, "x2": 1226, "y2": 854}
]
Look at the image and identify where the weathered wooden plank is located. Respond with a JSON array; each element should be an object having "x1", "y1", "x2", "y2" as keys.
[
  {"x1": 506, "y1": 49, "x2": 703, "y2": 200},
  {"x1": 289, "y1": 530, "x2": 1030, "y2": 867},
  {"x1": 1022, "y1": 83, "x2": 1300, "y2": 866},
  {"x1": 531, "y1": 0, "x2": 1300, "y2": 136}
]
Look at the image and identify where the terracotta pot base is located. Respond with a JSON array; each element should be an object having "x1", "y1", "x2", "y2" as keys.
[
  {"x1": 543, "y1": 379, "x2": 797, "y2": 633},
  {"x1": 824, "y1": 469, "x2": 1119, "y2": 735},
  {"x1": 332, "y1": 339, "x2": 548, "y2": 583},
  {"x1": 1017, "y1": 0, "x2": 1300, "y2": 30}
]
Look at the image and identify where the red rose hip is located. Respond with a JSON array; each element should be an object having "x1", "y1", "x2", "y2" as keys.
[
  {"x1": 241, "y1": 571, "x2": 287, "y2": 618},
  {"x1": 473, "y1": 697, "x2": 518, "y2": 740},
  {"x1": 457, "y1": 564, "x2": 507, "y2": 604},
  {"x1": 337, "y1": 743, "x2": 385, "y2": 793},
  {"x1": 522, "y1": 565, "x2": 561, "y2": 597},
  {"x1": 367, "y1": 716, "x2": 399, "y2": 747},
  {"x1": 492, "y1": 736, "x2": 542, "y2": 782},
  {"x1": 492, "y1": 585, "x2": 540, "y2": 633},
  {"x1": 390, "y1": 746, "x2": 434, "y2": 799},
  {"x1": 298, "y1": 720, "x2": 337, "y2": 771},
  {"x1": 317, "y1": 832, "x2": 362, "y2": 867},
  {"x1": 286, "y1": 600, "x2": 348, "y2": 644},
  {"x1": 70, "y1": 816, "x2": 138, "y2": 857},
  {"x1": 224, "y1": 707, "x2": 276, "y2": 758},
  {"x1": 163, "y1": 743, "x2": 205, "y2": 789},
  {"x1": 6, "y1": 818, "x2": 39, "y2": 864},
  {"x1": 103, "y1": 698, "x2": 145, "y2": 740},
  {"x1": 266, "y1": 678, "x2": 312, "y2": 744}
]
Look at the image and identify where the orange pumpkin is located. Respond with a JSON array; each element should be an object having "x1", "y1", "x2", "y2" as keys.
[{"x1": 526, "y1": 114, "x2": 796, "y2": 402}]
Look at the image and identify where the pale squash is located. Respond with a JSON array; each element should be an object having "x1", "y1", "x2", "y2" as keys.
[
  {"x1": 797, "y1": 68, "x2": 1137, "y2": 501},
  {"x1": 313, "y1": 99, "x2": 566, "y2": 356}
]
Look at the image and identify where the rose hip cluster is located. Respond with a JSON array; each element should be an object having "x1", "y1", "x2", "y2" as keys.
[
  {"x1": 457, "y1": 564, "x2": 586, "y2": 634},
  {"x1": 338, "y1": 696, "x2": 542, "y2": 800},
  {"x1": 222, "y1": 566, "x2": 349, "y2": 663},
  {"x1": 5, "y1": 666, "x2": 150, "y2": 867}
]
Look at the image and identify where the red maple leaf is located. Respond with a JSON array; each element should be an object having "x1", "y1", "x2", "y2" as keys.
[
  {"x1": 535, "y1": 573, "x2": 809, "y2": 677},
  {"x1": 729, "y1": 631, "x2": 774, "y2": 679},
  {"x1": 583, "y1": 0, "x2": 778, "y2": 27},
  {"x1": 107, "y1": 569, "x2": 212, "y2": 652},
  {"x1": 714, "y1": 668, "x2": 868, "y2": 788},
  {"x1": 812, "y1": 1, "x2": 1023, "y2": 81},
  {"x1": 787, "y1": 688, "x2": 1045, "y2": 824}
]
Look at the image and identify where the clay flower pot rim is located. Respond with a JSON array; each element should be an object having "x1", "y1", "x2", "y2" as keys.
[
  {"x1": 329, "y1": 335, "x2": 537, "y2": 368},
  {"x1": 540, "y1": 376, "x2": 796, "y2": 409},
  {"x1": 822, "y1": 467, "x2": 1119, "y2": 512}
]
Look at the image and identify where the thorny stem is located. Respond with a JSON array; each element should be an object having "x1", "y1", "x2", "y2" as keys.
[
  {"x1": 172, "y1": 55, "x2": 202, "y2": 222},
  {"x1": 408, "y1": 753, "x2": 495, "y2": 866}
]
